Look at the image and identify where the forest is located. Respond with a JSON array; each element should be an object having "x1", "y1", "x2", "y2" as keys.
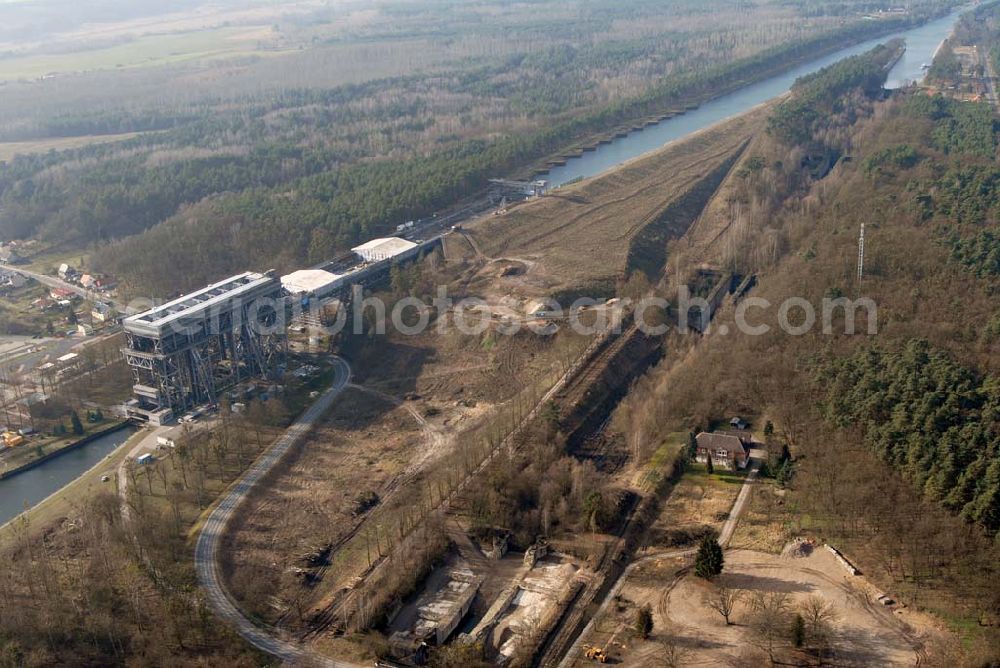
[
  {"x1": 767, "y1": 39, "x2": 902, "y2": 146},
  {"x1": 816, "y1": 341, "x2": 1000, "y2": 534},
  {"x1": 0, "y1": 0, "x2": 960, "y2": 296},
  {"x1": 604, "y1": 21, "x2": 1000, "y2": 658}
]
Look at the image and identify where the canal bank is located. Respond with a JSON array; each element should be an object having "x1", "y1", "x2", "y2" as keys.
[
  {"x1": 542, "y1": 5, "x2": 969, "y2": 187},
  {"x1": 0, "y1": 423, "x2": 139, "y2": 527},
  {"x1": 0, "y1": 421, "x2": 131, "y2": 480}
]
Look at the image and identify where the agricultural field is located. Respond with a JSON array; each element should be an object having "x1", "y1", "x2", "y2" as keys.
[
  {"x1": 0, "y1": 131, "x2": 143, "y2": 161},
  {"x1": 0, "y1": 26, "x2": 287, "y2": 81}
]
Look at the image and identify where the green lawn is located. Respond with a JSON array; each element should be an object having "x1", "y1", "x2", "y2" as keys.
[
  {"x1": 639, "y1": 431, "x2": 687, "y2": 491},
  {"x1": 685, "y1": 461, "x2": 748, "y2": 485}
]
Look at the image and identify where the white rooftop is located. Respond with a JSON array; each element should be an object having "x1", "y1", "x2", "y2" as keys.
[
  {"x1": 123, "y1": 271, "x2": 280, "y2": 336},
  {"x1": 280, "y1": 269, "x2": 343, "y2": 295},
  {"x1": 351, "y1": 237, "x2": 417, "y2": 258}
]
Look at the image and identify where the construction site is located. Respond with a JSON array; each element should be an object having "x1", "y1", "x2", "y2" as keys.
[
  {"x1": 199, "y1": 103, "x2": 798, "y2": 668},
  {"x1": 111, "y1": 78, "x2": 937, "y2": 668}
]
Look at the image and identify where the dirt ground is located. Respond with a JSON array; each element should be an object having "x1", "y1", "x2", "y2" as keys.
[
  {"x1": 576, "y1": 547, "x2": 937, "y2": 667},
  {"x1": 466, "y1": 105, "x2": 771, "y2": 294},
  {"x1": 222, "y1": 298, "x2": 594, "y2": 624},
  {"x1": 220, "y1": 386, "x2": 432, "y2": 619}
]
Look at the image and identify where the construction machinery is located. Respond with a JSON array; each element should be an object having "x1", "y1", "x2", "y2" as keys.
[{"x1": 584, "y1": 644, "x2": 608, "y2": 663}]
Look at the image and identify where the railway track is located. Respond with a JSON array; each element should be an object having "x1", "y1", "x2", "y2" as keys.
[
  {"x1": 298, "y1": 314, "x2": 633, "y2": 639},
  {"x1": 279, "y1": 391, "x2": 440, "y2": 635}
]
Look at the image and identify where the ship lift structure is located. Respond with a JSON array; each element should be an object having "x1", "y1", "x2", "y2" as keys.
[{"x1": 121, "y1": 272, "x2": 287, "y2": 424}]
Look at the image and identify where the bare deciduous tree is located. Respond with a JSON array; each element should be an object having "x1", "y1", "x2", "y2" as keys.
[{"x1": 707, "y1": 586, "x2": 743, "y2": 625}]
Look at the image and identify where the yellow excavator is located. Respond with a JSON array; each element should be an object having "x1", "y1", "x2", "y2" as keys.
[{"x1": 583, "y1": 644, "x2": 608, "y2": 663}]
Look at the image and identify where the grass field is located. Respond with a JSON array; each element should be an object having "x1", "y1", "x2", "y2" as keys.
[
  {"x1": 0, "y1": 26, "x2": 287, "y2": 81},
  {"x1": 0, "y1": 131, "x2": 144, "y2": 161}
]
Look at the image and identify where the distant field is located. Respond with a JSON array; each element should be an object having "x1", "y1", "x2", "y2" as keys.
[
  {"x1": 0, "y1": 131, "x2": 143, "y2": 160},
  {"x1": 0, "y1": 26, "x2": 287, "y2": 81}
]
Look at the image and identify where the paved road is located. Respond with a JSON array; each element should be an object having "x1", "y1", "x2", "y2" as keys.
[
  {"x1": 557, "y1": 457, "x2": 761, "y2": 668},
  {"x1": 193, "y1": 357, "x2": 359, "y2": 668},
  {"x1": 6, "y1": 266, "x2": 124, "y2": 309}
]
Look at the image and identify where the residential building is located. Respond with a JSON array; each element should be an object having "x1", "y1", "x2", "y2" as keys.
[{"x1": 695, "y1": 431, "x2": 750, "y2": 470}]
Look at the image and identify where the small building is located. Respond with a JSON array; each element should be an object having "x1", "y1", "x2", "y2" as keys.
[
  {"x1": 695, "y1": 432, "x2": 750, "y2": 470},
  {"x1": 91, "y1": 302, "x2": 114, "y2": 323},
  {"x1": 136, "y1": 453, "x2": 154, "y2": 465},
  {"x1": 79, "y1": 274, "x2": 96, "y2": 289},
  {"x1": 730, "y1": 416, "x2": 748, "y2": 430},
  {"x1": 483, "y1": 530, "x2": 511, "y2": 561},
  {"x1": 57, "y1": 352, "x2": 79, "y2": 365},
  {"x1": 1, "y1": 272, "x2": 27, "y2": 289},
  {"x1": 58, "y1": 263, "x2": 73, "y2": 279},
  {"x1": 2, "y1": 431, "x2": 25, "y2": 447},
  {"x1": 524, "y1": 537, "x2": 549, "y2": 567}
]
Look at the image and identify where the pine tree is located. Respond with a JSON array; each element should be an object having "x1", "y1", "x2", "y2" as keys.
[
  {"x1": 634, "y1": 604, "x2": 653, "y2": 639},
  {"x1": 706, "y1": 456, "x2": 714, "y2": 475},
  {"x1": 70, "y1": 410, "x2": 84, "y2": 436},
  {"x1": 791, "y1": 613, "x2": 805, "y2": 647},
  {"x1": 695, "y1": 534, "x2": 724, "y2": 579},
  {"x1": 776, "y1": 460, "x2": 793, "y2": 487}
]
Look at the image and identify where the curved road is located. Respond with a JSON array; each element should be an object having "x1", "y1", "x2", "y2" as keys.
[{"x1": 194, "y1": 357, "x2": 358, "y2": 668}]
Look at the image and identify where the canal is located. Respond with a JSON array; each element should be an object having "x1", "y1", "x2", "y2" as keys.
[
  {"x1": 0, "y1": 6, "x2": 970, "y2": 527},
  {"x1": 544, "y1": 6, "x2": 968, "y2": 187},
  {"x1": 0, "y1": 426, "x2": 137, "y2": 527}
]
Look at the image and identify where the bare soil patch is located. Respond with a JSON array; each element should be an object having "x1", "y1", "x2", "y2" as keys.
[{"x1": 575, "y1": 548, "x2": 935, "y2": 667}]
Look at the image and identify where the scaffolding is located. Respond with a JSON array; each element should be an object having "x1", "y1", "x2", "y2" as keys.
[
  {"x1": 487, "y1": 178, "x2": 548, "y2": 202},
  {"x1": 121, "y1": 272, "x2": 287, "y2": 422}
]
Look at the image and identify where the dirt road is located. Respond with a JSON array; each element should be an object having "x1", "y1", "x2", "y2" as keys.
[
  {"x1": 556, "y1": 457, "x2": 760, "y2": 668},
  {"x1": 719, "y1": 460, "x2": 760, "y2": 547}
]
